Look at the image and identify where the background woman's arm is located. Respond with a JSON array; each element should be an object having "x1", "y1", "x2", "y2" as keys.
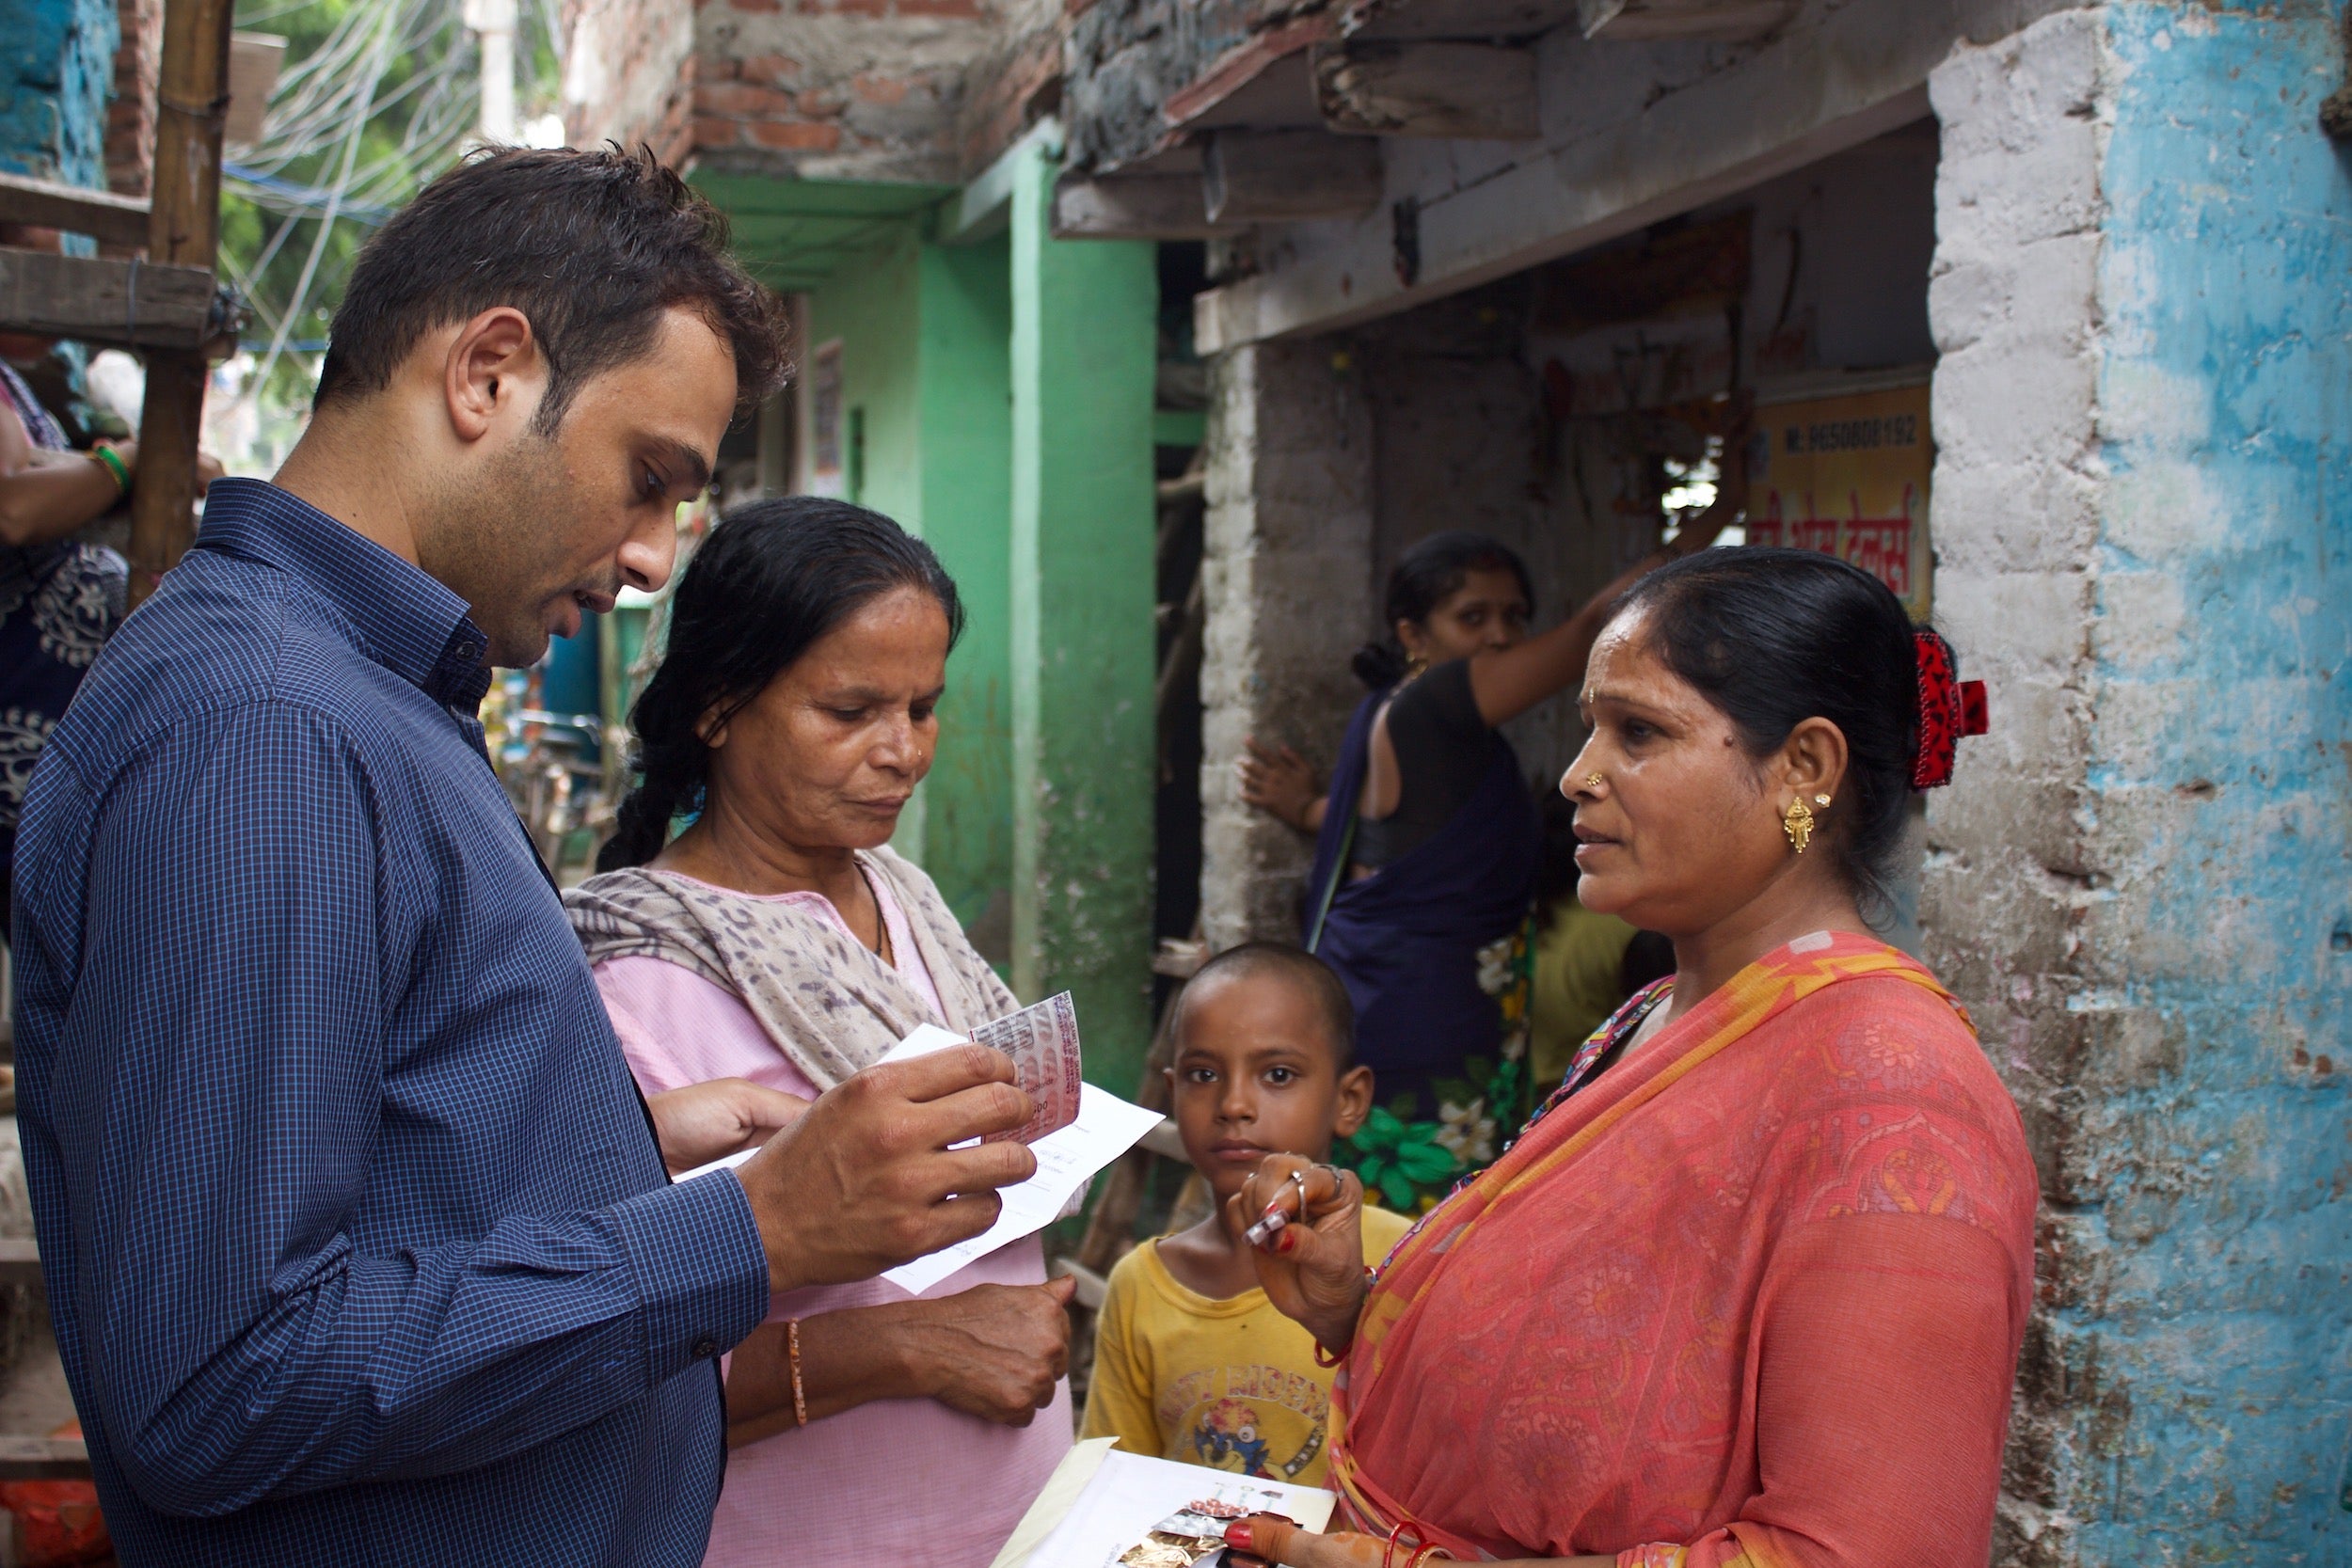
[
  {"x1": 1466, "y1": 411, "x2": 1753, "y2": 728},
  {"x1": 0, "y1": 403, "x2": 124, "y2": 548},
  {"x1": 1238, "y1": 737, "x2": 1327, "y2": 833},
  {"x1": 723, "y1": 1277, "x2": 1076, "y2": 1447}
]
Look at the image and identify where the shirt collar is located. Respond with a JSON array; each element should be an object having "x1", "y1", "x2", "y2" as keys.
[{"x1": 195, "y1": 478, "x2": 493, "y2": 710}]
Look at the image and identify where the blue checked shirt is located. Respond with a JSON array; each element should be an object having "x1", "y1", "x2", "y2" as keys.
[{"x1": 8, "y1": 480, "x2": 771, "y2": 1565}]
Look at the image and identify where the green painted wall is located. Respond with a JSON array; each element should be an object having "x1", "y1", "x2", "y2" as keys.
[
  {"x1": 805, "y1": 227, "x2": 924, "y2": 526},
  {"x1": 803, "y1": 226, "x2": 1018, "y2": 958},
  {"x1": 1009, "y1": 146, "x2": 1159, "y2": 1094},
  {"x1": 914, "y1": 238, "x2": 1016, "y2": 961}
]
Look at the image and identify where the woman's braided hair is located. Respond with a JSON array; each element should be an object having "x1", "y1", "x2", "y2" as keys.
[{"x1": 596, "y1": 496, "x2": 964, "y2": 872}]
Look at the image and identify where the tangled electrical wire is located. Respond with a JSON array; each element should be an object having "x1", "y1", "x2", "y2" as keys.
[{"x1": 218, "y1": 0, "x2": 569, "y2": 404}]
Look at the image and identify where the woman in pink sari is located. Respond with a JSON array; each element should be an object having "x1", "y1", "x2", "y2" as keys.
[
  {"x1": 1224, "y1": 548, "x2": 2029, "y2": 1568},
  {"x1": 564, "y1": 499, "x2": 1073, "y2": 1568}
]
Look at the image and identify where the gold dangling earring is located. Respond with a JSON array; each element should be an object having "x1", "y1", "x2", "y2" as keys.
[{"x1": 1783, "y1": 797, "x2": 1815, "y2": 855}]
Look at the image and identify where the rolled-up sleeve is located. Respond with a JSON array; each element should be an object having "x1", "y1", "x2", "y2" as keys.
[{"x1": 52, "y1": 701, "x2": 768, "y2": 1518}]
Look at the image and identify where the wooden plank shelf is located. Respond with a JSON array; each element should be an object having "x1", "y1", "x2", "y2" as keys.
[
  {"x1": 0, "y1": 171, "x2": 151, "y2": 249},
  {"x1": 0, "y1": 248, "x2": 241, "y2": 353}
]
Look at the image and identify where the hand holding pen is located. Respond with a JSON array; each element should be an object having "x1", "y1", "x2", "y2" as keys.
[{"x1": 1227, "y1": 1153, "x2": 1370, "y2": 1361}]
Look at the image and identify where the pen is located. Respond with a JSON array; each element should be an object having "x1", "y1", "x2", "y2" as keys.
[{"x1": 1245, "y1": 1167, "x2": 1313, "y2": 1249}]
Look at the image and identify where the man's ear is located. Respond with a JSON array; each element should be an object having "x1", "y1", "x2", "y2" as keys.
[
  {"x1": 443, "y1": 306, "x2": 544, "y2": 443},
  {"x1": 1331, "y1": 1063, "x2": 1375, "y2": 1140}
]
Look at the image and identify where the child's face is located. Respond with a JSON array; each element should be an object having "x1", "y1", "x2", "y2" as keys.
[{"x1": 1166, "y1": 973, "x2": 1375, "y2": 1209}]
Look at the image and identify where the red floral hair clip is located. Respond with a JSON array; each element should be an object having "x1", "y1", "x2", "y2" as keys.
[{"x1": 1913, "y1": 628, "x2": 1988, "y2": 789}]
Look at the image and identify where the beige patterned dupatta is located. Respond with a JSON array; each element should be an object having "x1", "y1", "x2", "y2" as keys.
[{"x1": 563, "y1": 846, "x2": 1019, "y2": 1092}]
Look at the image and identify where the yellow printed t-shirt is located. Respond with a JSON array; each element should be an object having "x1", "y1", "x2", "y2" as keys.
[{"x1": 1080, "y1": 1206, "x2": 1414, "y2": 1488}]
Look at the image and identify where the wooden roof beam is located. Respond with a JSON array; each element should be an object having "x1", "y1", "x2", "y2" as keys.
[
  {"x1": 1314, "y1": 40, "x2": 1540, "y2": 139},
  {"x1": 1579, "y1": 0, "x2": 1798, "y2": 42},
  {"x1": 1203, "y1": 130, "x2": 1383, "y2": 224},
  {"x1": 1051, "y1": 174, "x2": 1249, "y2": 240}
]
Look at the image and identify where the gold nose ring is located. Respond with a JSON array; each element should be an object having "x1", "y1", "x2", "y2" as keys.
[{"x1": 1584, "y1": 773, "x2": 1606, "y2": 791}]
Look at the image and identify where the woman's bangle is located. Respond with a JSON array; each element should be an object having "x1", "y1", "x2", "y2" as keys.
[
  {"x1": 90, "y1": 442, "x2": 130, "y2": 495},
  {"x1": 787, "y1": 1318, "x2": 807, "y2": 1426}
]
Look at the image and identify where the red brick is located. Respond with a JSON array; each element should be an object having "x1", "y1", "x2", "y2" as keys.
[
  {"x1": 794, "y1": 89, "x2": 847, "y2": 118},
  {"x1": 898, "y1": 0, "x2": 983, "y2": 16},
  {"x1": 748, "y1": 119, "x2": 841, "y2": 151},
  {"x1": 696, "y1": 81, "x2": 792, "y2": 115},
  {"x1": 730, "y1": 0, "x2": 783, "y2": 10},
  {"x1": 828, "y1": 0, "x2": 889, "y2": 15},
  {"x1": 739, "y1": 53, "x2": 802, "y2": 85},
  {"x1": 850, "y1": 74, "x2": 912, "y2": 105},
  {"x1": 693, "y1": 116, "x2": 745, "y2": 148}
]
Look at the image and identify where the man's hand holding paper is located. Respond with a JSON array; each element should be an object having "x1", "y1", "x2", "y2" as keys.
[
  {"x1": 695, "y1": 993, "x2": 1158, "y2": 1294},
  {"x1": 732, "y1": 1042, "x2": 1040, "y2": 1296},
  {"x1": 967, "y1": 991, "x2": 1086, "y2": 1145}
]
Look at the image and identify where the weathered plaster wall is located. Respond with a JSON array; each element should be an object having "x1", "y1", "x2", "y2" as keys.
[
  {"x1": 1064, "y1": 0, "x2": 1263, "y2": 173},
  {"x1": 1198, "y1": 340, "x2": 1375, "y2": 948},
  {"x1": 1353, "y1": 287, "x2": 1596, "y2": 789},
  {"x1": 0, "y1": 0, "x2": 119, "y2": 184},
  {"x1": 1927, "y1": 6, "x2": 2352, "y2": 1561},
  {"x1": 564, "y1": 0, "x2": 698, "y2": 163}
]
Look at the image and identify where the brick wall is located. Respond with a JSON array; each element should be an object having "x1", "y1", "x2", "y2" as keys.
[
  {"x1": 691, "y1": 0, "x2": 993, "y2": 181},
  {"x1": 103, "y1": 0, "x2": 158, "y2": 198},
  {"x1": 689, "y1": 0, "x2": 1068, "y2": 182}
]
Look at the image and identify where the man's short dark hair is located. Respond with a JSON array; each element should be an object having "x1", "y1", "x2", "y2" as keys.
[
  {"x1": 1171, "y1": 942, "x2": 1357, "y2": 1070},
  {"x1": 315, "y1": 145, "x2": 788, "y2": 428}
]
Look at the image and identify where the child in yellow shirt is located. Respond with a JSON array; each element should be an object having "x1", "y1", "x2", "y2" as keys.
[{"x1": 1082, "y1": 942, "x2": 1411, "y2": 1487}]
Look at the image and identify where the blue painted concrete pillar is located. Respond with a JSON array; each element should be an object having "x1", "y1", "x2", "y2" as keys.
[
  {"x1": 0, "y1": 0, "x2": 119, "y2": 185},
  {"x1": 1925, "y1": 6, "x2": 2352, "y2": 1562}
]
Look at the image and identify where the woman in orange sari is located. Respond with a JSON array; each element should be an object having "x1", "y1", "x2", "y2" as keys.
[{"x1": 1222, "y1": 547, "x2": 2028, "y2": 1568}]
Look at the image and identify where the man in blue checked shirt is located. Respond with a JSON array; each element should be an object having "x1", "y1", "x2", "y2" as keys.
[{"x1": 7, "y1": 148, "x2": 1040, "y2": 1566}]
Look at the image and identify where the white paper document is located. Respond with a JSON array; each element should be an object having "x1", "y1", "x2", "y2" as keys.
[
  {"x1": 675, "y1": 1006, "x2": 1163, "y2": 1295},
  {"x1": 998, "y1": 1447, "x2": 1337, "y2": 1568},
  {"x1": 882, "y1": 1077, "x2": 1162, "y2": 1294}
]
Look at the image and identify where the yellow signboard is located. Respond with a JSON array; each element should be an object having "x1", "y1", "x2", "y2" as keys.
[{"x1": 1747, "y1": 383, "x2": 1933, "y2": 620}]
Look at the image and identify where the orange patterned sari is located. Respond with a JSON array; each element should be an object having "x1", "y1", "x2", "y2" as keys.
[{"x1": 1328, "y1": 931, "x2": 2037, "y2": 1567}]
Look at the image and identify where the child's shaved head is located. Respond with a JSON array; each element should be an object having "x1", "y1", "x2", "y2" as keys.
[{"x1": 1172, "y1": 942, "x2": 1356, "y2": 1069}]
